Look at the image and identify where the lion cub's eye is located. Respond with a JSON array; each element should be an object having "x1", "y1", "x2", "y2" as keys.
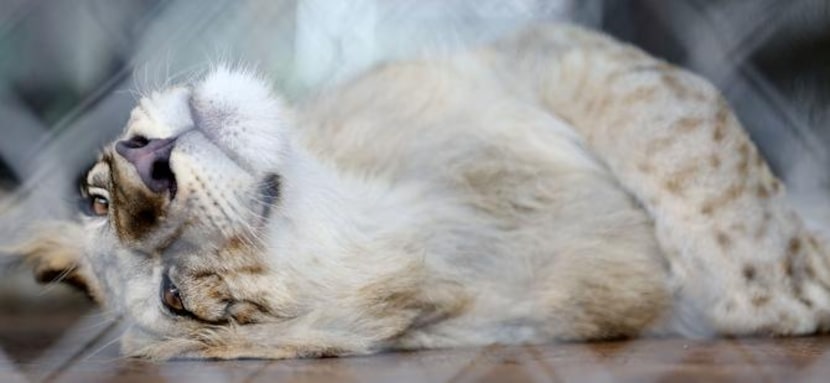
[
  {"x1": 79, "y1": 190, "x2": 110, "y2": 217},
  {"x1": 90, "y1": 196, "x2": 109, "y2": 216},
  {"x1": 161, "y1": 273, "x2": 189, "y2": 316}
]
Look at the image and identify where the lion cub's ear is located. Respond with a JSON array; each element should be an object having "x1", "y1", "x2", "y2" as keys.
[{"x1": 3, "y1": 221, "x2": 103, "y2": 304}]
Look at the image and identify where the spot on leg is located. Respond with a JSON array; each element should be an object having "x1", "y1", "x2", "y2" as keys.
[
  {"x1": 620, "y1": 86, "x2": 659, "y2": 106},
  {"x1": 771, "y1": 180, "x2": 782, "y2": 194},
  {"x1": 743, "y1": 265, "x2": 757, "y2": 281},
  {"x1": 751, "y1": 295, "x2": 771, "y2": 307},
  {"x1": 660, "y1": 72, "x2": 707, "y2": 101},
  {"x1": 709, "y1": 154, "x2": 721, "y2": 168},
  {"x1": 664, "y1": 179, "x2": 683, "y2": 195},
  {"x1": 664, "y1": 163, "x2": 700, "y2": 196},
  {"x1": 713, "y1": 125, "x2": 726, "y2": 142},
  {"x1": 782, "y1": 237, "x2": 803, "y2": 277},
  {"x1": 756, "y1": 184, "x2": 770, "y2": 199},
  {"x1": 736, "y1": 143, "x2": 751, "y2": 176},
  {"x1": 645, "y1": 136, "x2": 677, "y2": 157},
  {"x1": 716, "y1": 231, "x2": 731, "y2": 250},
  {"x1": 673, "y1": 117, "x2": 704, "y2": 134},
  {"x1": 700, "y1": 184, "x2": 746, "y2": 216},
  {"x1": 712, "y1": 98, "x2": 730, "y2": 142},
  {"x1": 788, "y1": 237, "x2": 802, "y2": 257}
]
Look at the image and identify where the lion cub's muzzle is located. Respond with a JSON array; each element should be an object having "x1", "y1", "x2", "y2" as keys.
[
  {"x1": 115, "y1": 136, "x2": 178, "y2": 199},
  {"x1": 110, "y1": 136, "x2": 180, "y2": 246}
]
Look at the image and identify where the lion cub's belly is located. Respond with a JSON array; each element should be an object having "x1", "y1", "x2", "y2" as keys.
[{"x1": 299, "y1": 60, "x2": 671, "y2": 343}]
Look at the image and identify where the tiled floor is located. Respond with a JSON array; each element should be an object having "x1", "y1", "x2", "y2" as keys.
[{"x1": 3, "y1": 301, "x2": 830, "y2": 383}]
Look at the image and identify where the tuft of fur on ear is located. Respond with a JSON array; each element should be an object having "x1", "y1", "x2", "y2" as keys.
[{"x1": 1, "y1": 221, "x2": 103, "y2": 304}]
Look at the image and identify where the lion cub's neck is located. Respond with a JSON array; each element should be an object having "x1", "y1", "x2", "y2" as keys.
[{"x1": 261, "y1": 142, "x2": 424, "y2": 294}]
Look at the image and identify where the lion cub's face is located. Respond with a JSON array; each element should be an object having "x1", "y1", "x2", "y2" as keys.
[{"x1": 75, "y1": 68, "x2": 291, "y2": 358}]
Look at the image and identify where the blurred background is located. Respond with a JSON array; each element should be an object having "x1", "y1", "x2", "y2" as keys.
[{"x1": 0, "y1": 0, "x2": 828, "y2": 370}]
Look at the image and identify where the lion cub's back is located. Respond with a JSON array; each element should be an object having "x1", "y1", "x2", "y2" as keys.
[{"x1": 298, "y1": 57, "x2": 593, "y2": 179}]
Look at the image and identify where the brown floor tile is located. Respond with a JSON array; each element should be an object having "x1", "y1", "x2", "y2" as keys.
[{"x1": 4, "y1": 307, "x2": 830, "y2": 382}]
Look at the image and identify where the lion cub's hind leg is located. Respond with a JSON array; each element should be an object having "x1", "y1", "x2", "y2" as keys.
[{"x1": 494, "y1": 24, "x2": 830, "y2": 336}]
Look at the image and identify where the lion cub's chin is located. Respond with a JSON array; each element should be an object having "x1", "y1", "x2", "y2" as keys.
[{"x1": 189, "y1": 66, "x2": 293, "y2": 176}]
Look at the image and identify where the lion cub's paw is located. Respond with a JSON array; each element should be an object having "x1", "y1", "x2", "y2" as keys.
[{"x1": 170, "y1": 268, "x2": 270, "y2": 324}]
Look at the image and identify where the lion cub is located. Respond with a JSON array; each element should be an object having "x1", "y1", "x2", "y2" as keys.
[{"x1": 17, "y1": 24, "x2": 830, "y2": 360}]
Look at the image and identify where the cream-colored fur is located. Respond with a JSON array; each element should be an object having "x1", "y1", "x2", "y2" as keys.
[{"x1": 18, "y1": 24, "x2": 830, "y2": 360}]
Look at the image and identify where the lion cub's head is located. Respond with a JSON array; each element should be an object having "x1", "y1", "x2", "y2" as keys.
[
  {"x1": 18, "y1": 66, "x2": 443, "y2": 360},
  {"x1": 22, "y1": 68, "x2": 304, "y2": 359}
]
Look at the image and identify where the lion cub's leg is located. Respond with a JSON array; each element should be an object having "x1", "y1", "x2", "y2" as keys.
[
  {"x1": 492, "y1": 25, "x2": 830, "y2": 336},
  {"x1": 5, "y1": 221, "x2": 104, "y2": 303}
]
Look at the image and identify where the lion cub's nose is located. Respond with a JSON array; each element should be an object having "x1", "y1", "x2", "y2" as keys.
[{"x1": 115, "y1": 136, "x2": 177, "y2": 196}]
